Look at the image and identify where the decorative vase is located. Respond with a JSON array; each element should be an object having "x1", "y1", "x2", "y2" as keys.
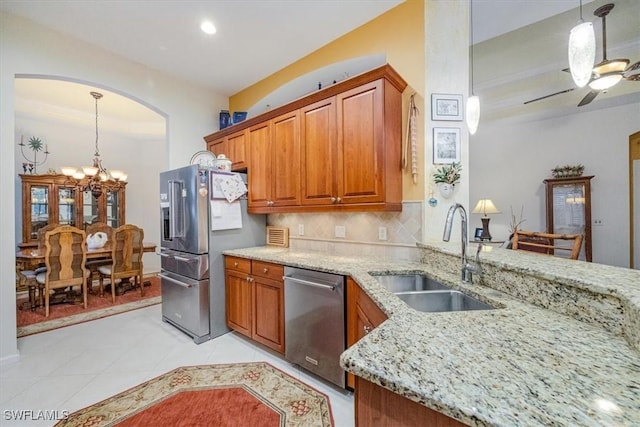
[{"x1": 438, "y1": 183, "x2": 455, "y2": 199}]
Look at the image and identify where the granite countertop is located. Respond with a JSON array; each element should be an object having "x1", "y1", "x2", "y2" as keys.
[{"x1": 223, "y1": 246, "x2": 640, "y2": 427}]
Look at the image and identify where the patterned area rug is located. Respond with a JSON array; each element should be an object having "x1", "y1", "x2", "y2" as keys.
[
  {"x1": 17, "y1": 277, "x2": 161, "y2": 338},
  {"x1": 55, "y1": 362, "x2": 334, "y2": 427}
]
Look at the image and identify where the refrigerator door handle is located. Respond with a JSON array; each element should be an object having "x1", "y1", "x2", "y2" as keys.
[
  {"x1": 174, "y1": 255, "x2": 195, "y2": 262},
  {"x1": 158, "y1": 273, "x2": 192, "y2": 288},
  {"x1": 168, "y1": 180, "x2": 185, "y2": 239}
]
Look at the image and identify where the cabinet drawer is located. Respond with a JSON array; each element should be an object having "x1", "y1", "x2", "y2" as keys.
[
  {"x1": 225, "y1": 256, "x2": 251, "y2": 274},
  {"x1": 252, "y1": 260, "x2": 284, "y2": 281}
]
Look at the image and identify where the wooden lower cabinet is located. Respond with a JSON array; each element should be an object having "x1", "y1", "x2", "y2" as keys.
[
  {"x1": 225, "y1": 256, "x2": 285, "y2": 354},
  {"x1": 355, "y1": 377, "x2": 467, "y2": 427},
  {"x1": 346, "y1": 278, "x2": 388, "y2": 389}
]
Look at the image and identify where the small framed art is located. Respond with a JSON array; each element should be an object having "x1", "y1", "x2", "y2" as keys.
[
  {"x1": 433, "y1": 127, "x2": 461, "y2": 164},
  {"x1": 431, "y1": 94, "x2": 463, "y2": 121}
]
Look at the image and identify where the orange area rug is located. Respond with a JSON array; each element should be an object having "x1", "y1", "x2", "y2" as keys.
[
  {"x1": 55, "y1": 362, "x2": 334, "y2": 427},
  {"x1": 16, "y1": 276, "x2": 161, "y2": 338}
]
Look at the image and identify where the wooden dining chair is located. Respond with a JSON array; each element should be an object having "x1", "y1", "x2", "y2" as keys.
[
  {"x1": 98, "y1": 224, "x2": 144, "y2": 303},
  {"x1": 35, "y1": 225, "x2": 88, "y2": 317},
  {"x1": 85, "y1": 222, "x2": 114, "y2": 293},
  {"x1": 511, "y1": 230, "x2": 584, "y2": 260}
]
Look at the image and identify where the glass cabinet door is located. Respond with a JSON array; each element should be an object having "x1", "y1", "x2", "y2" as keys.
[
  {"x1": 106, "y1": 190, "x2": 121, "y2": 228},
  {"x1": 29, "y1": 185, "x2": 49, "y2": 240},
  {"x1": 57, "y1": 187, "x2": 77, "y2": 226},
  {"x1": 83, "y1": 190, "x2": 99, "y2": 227},
  {"x1": 545, "y1": 176, "x2": 593, "y2": 262}
]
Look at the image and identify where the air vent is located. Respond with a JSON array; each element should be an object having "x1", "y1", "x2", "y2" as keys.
[{"x1": 266, "y1": 226, "x2": 289, "y2": 247}]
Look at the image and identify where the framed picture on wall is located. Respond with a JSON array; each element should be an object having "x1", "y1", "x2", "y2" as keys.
[
  {"x1": 431, "y1": 94, "x2": 463, "y2": 121},
  {"x1": 433, "y1": 127, "x2": 461, "y2": 164}
]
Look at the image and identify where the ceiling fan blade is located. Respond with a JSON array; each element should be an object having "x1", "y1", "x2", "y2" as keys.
[
  {"x1": 578, "y1": 90, "x2": 600, "y2": 106},
  {"x1": 524, "y1": 88, "x2": 575, "y2": 105},
  {"x1": 623, "y1": 60, "x2": 640, "y2": 81}
]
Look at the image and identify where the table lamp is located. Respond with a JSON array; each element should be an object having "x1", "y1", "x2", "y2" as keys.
[{"x1": 472, "y1": 199, "x2": 501, "y2": 241}]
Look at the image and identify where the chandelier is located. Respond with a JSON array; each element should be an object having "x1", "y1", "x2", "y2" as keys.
[{"x1": 61, "y1": 91, "x2": 127, "y2": 198}]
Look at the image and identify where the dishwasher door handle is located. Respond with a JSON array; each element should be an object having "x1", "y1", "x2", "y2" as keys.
[{"x1": 283, "y1": 276, "x2": 336, "y2": 291}]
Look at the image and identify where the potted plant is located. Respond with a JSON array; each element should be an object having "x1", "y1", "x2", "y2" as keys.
[
  {"x1": 551, "y1": 164, "x2": 584, "y2": 178},
  {"x1": 433, "y1": 161, "x2": 462, "y2": 198}
]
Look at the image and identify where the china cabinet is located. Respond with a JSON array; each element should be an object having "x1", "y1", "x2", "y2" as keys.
[
  {"x1": 543, "y1": 176, "x2": 593, "y2": 262},
  {"x1": 19, "y1": 174, "x2": 126, "y2": 247}
]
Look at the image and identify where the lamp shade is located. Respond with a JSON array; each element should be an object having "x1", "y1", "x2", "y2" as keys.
[
  {"x1": 466, "y1": 95, "x2": 480, "y2": 135},
  {"x1": 568, "y1": 21, "x2": 596, "y2": 88},
  {"x1": 472, "y1": 199, "x2": 500, "y2": 216}
]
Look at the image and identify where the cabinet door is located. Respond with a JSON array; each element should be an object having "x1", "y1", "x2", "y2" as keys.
[
  {"x1": 225, "y1": 270, "x2": 252, "y2": 337},
  {"x1": 106, "y1": 189, "x2": 123, "y2": 228},
  {"x1": 337, "y1": 80, "x2": 385, "y2": 204},
  {"x1": 270, "y1": 110, "x2": 301, "y2": 206},
  {"x1": 227, "y1": 130, "x2": 247, "y2": 171},
  {"x1": 208, "y1": 138, "x2": 228, "y2": 159},
  {"x1": 252, "y1": 276, "x2": 285, "y2": 354},
  {"x1": 247, "y1": 122, "x2": 272, "y2": 208},
  {"x1": 545, "y1": 177, "x2": 593, "y2": 261},
  {"x1": 346, "y1": 277, "x2": 387, "y2": 389},
  {"x1": 301, "y1": 98, "x2": 338, "y2": 205},
  {"x1": 55, "y1": 185, "x2": 80, "y2": 227},
  {"x1": 23, "y1": 182, "x2": 53, "y2": 243}
]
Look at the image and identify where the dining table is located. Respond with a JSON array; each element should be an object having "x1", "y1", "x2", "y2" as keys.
[{"x1": 16, "y1": 242, "x2": 157, "y2": 310}]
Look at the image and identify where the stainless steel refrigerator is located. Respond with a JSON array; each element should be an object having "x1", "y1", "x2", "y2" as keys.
[{"x1": 159, "y1": 164, "x2": 265, "y2": 343}]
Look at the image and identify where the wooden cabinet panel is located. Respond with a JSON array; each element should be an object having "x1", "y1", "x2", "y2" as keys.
[
  {"x1": 346, "y1": 277, "x2": 387, "y2": 389},
  {"x1": 301, "y1": 98, "x2": 337, "y2": 205},
  {"x1": 207, "y1": 130, "x2": 247, "y2": 171},
  {"x1": 252, "y1": 277, "x2": 285, "y2": 353},
  {"x1": 270, "y1": 111, "x2": 301, "y2": 206},
  {"x1": 355, "y1": 377, "x2": 466, "y2": 427},
  {"x1": 337, "y1": 80, "x2": 385, "y2": 204},
  {"x1": 247, "y1": 122, "x2": 272, "y2": 208},
  {"x1": 224, "y1": 255, "x2": 285, "y2": 354},
  {"x1": 225, "y1": 269, "x2": 252, "y2": 337}
]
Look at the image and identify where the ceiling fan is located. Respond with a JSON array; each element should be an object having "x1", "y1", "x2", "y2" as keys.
[{"x1": 524, "y1": 3, "x2": 639, "y2": 107}]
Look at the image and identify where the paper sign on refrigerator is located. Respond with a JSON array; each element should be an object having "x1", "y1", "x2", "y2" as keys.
[{"x1": 210, "y1": 199, "x2": 242, "y2": 230}]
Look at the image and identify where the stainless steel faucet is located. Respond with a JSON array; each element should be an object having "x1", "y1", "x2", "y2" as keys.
[{"x1": 443, "y1": 203, "x2": 482, "y2": 283}]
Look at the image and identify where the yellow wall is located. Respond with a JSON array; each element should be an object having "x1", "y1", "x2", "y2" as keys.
[{"x1": 229, "y1": 0, "x2": 425, "y2": 201}]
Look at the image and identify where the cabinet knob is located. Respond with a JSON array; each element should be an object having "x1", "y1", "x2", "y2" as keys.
[
  {"x1": 336, "y1": 197, "x2": 342, "y2": 203},
  {"x1": 247, "y1": 276, "x2": 252, "y2": 282},
  {"x1": 331, "y1": 197, "x2": 337, "y2": 203},
  {"x1": 363, "y1": 325, "x2": 372, "y2": 334},
  {"x1": 263, "y1": 267, "x2": 268, "y2": 273},
  {"x1": 234, "y1": 262, "x2": 239, "y2": 267}
]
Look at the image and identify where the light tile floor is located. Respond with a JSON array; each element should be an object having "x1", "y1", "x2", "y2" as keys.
[{"x1": 0, "y1": 305, "x2": 354, "y2": 427}]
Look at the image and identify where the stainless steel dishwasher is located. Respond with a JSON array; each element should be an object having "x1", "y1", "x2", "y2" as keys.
[{"x1": 283, "y1": 266, "x2": 346, "y2": 388}]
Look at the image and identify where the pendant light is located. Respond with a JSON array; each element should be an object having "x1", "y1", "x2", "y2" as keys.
[
  {"x1": 568, "y1": 0, "x2": 596, "y2": 88},
  {"x1": 466, "y1": 0, "x2": 480, "y2": 135}
]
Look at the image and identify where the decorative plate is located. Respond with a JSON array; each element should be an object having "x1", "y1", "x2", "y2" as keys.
[{"x1": 190, "y1": 150, "x2": 215, "y2": 167}]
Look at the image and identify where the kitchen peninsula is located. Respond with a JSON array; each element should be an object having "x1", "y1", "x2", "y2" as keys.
[{"x1": 224, "y1": 243, "x2": 640, "y2": 427}]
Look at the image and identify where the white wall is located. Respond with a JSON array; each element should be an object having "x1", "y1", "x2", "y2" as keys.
[
  {"x1": 423, "y1": 1, "x2": 470, "y2": 243},
  {"x1": 470, "y1": 103, "x2": 640, "y2": 267},
  {"x1": 1, "y1": 12, "x2": 227, "y2": 363}
]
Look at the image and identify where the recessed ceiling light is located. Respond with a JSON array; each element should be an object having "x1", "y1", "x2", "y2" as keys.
[{"x1": 200, "y1": 21, "x2": 216, "y2": 35}]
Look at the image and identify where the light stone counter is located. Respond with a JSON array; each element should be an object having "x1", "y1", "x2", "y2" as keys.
[{"x1": 223, "y1": 245, "x2": 640, "y2": 427}]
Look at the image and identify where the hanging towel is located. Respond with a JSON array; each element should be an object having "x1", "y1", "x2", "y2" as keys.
[{"x1": 402, "y1": 93, "x2": 419, "y2": 184}]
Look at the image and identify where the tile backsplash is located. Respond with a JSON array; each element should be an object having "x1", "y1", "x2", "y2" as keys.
[{"x1": 267, "y1": 201, "x2": 422, "y2": 261}]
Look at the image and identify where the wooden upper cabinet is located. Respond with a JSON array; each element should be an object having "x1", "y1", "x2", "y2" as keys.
[
  {"x1": 270, "y1": 110, "x2": 301, "y2": 207},
  {"x1": 301, "y1": 98, "x2": 338, "y2": 205},
  {"x1": 207, "y1": 128, "x2": 247, "y2": 171},
  {"x1": 337, "y1": 80, "x2": 385, "y2": 205},
  {"x1": 247, "y1": 122, "x2": 272, "y2": 208},
  {"x1": 204, "y1": 64, "x2": 407, "y2": 213}
]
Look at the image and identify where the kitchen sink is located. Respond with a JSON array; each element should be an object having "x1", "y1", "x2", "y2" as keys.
[
  {"x1": 395, "y1": 290, "x2": 495, "y2": 313},
  {"x1": 373, "y1": 274, "x2": 451, "y2": 293}
]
